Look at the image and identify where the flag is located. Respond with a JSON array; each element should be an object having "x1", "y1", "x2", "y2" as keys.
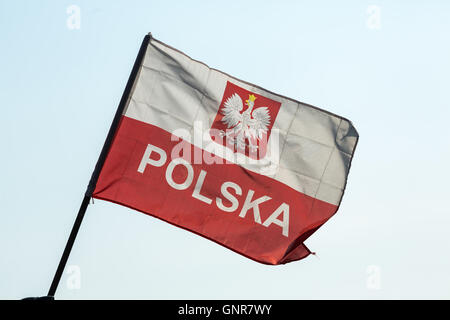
[{"x1": 90, "y1": 34, "x2": 358, "y2": 265}]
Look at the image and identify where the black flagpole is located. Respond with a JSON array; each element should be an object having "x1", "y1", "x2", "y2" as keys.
[{"x1": 45, "y1": 34, "x2": 151, "y2": 298}]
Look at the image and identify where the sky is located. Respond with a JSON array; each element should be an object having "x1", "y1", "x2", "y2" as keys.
[{"x1": 1, "y1": 0, "x2": 449, "y2": 299}]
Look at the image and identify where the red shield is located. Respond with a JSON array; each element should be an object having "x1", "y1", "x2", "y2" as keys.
[{"x1": 210, "y1": 81, "x2": 281, "y2": 160}]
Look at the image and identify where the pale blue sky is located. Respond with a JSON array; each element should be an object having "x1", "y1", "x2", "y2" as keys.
[{"x1": 1, "y1": 1, "x2": 449, "y2": 299}]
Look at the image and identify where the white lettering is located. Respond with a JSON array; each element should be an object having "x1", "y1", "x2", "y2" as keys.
[
  {"x1": 239, "y1": 190, "x2": 271, "y2": 224},
  {"x1": 216, "y1": 182, "x2": 242, "y2": 212},
  {"x1": 138, "y1": 144, "x2": 167, "y2": 173},
  {"x1": 137, "y1": 143, "x2": 291, "y2": 237},
  {"x1": 263, "y1": 203, "x2": 290, "y2": 237},
  {"x1": 192, "y1": 170, "x2": 212, "y2": 204},
  {"x1": 165, "y1": 158, "x2": 194, "y2": 190}
]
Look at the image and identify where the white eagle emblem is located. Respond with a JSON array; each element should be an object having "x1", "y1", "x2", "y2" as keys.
[{"x1": 219, "y1": 93, "x2": 271, "y2": 151}]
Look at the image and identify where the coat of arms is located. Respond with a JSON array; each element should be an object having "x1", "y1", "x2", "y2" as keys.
[{"x1": 210, "y1": 81, "x2": 281, "y2": 159}]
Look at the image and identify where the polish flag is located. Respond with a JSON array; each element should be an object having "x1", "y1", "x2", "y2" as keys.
[{"x1": 90, "y1": 34, "x2": 358, "y2": 265}]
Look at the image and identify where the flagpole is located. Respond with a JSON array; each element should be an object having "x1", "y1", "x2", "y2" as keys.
[
  {"x1": 47, "y1": 195, "x2": 90, "y2": 297},
  {"x1": 46, "y1": 34, "x2": 151, "y2": 298}
]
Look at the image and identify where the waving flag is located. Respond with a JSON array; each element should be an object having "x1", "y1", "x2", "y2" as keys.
[{"x1": 90, "y1": 34, "x2": 358, "y2": 265}]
